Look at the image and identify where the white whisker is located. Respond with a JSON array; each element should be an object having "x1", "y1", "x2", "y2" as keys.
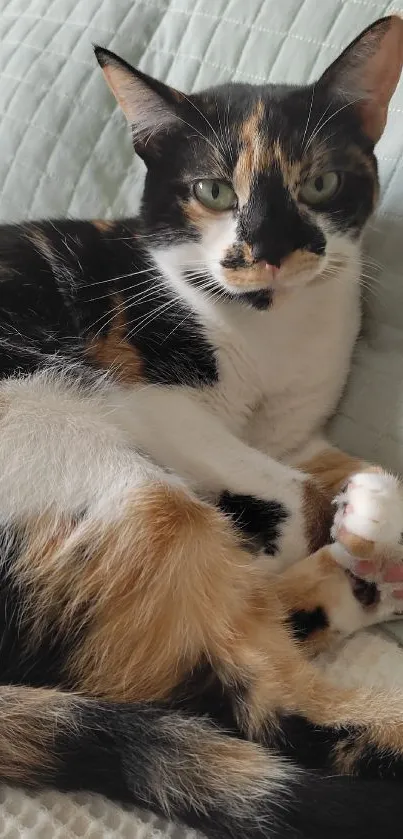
[
  {"x1": 174, "y1": 114, "x2": 230, "y2": 177},
  {"x1": 301, "y1": 84, "x2": 316, "y2": 150},
  {"x1": 125, "y1": 297, "x2": 185, "y2": 341},
  {"x1": 84, "y1": 275, "x2": 161, "y2": 303},
  {"x1": 180, "y1": 91, "x2": 227, "y2": 161},
  {"x1": 305, "y1": 96, "x2": 364, "y2": 152},
  {"x1": 82, "y1": 266, "x2": 157, "y2": 290},
  {"x1": 303, "y1": 101, "x2": 332, "y2": 153}
]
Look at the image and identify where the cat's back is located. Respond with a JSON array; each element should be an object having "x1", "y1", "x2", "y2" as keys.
[{"x1": 0, "y1": 218, "x2": 147, "y2": 378}]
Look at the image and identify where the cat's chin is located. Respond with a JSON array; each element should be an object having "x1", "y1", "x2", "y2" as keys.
[
  {"x1": 234, "y1": 285, "x2": 310, "y2": 310},
  {"x1": 232, "y1": 288, "x2": 274, "y2": 310},
  {"x1": 217, "y1": 273, "x2": 319, "y2": 309}
]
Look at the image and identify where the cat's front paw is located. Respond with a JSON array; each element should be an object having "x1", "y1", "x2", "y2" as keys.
[
  {"x1": 332, "y1": 470, "x2": 403, "y2": 550},
  {"x1": 331, "y1": 469, "x2": 403, "y2": 616}
]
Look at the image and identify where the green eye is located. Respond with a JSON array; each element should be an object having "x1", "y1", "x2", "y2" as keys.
[
  {"x1": 193, "y1": 179, "x2": 237, "y2": 211},
  {"x1": 299, "y1": 171, "x2": 341, "y2": 206}
]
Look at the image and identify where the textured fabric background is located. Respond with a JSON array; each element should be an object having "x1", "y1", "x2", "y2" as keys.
[{"x1": 0, "y1": 0, "x2": 403, "y2": 835}]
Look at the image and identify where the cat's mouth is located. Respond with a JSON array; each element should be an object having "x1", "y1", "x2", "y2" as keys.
[
  {"x1": 217, "y1": 248, "x2": 326, "y2": 303},
  {"x1": 220, "y1": 260, "x2": 279, "y2": 291}
]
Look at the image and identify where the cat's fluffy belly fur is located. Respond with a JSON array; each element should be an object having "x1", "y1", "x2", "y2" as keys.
[{"x1": 1, "y1": 14, "x2": 403, "y2": 839}]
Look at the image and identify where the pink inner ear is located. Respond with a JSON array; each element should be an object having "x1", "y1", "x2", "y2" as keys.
[
  {"x1": 358, "y1": 102, "x2": 387, "y2": 143},
  {"x1": 357, "y1": 16, "x2": 403, "y2": 142},
  {"x1": 101, "y1": 63, "x2": 137, "y2": 122}
]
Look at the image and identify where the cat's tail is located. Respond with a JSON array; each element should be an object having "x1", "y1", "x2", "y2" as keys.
[{"x1": 0, "y1": 684, "x2": 400, "y2": 839}]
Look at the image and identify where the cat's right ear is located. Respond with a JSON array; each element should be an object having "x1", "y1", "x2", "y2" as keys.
[{"x1": 94, "y1": 47, "x2": 183, "y2": 160}]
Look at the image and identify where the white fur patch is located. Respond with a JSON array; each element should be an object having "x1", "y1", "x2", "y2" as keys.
[
  {"x1": 333, "y1": 471, "x2": 403, "y2": 544},
  {"x1": 0, "y1": 370, "x2": 169, "y2": 523}
]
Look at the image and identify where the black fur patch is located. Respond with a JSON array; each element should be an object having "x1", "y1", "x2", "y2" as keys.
[
  {"x1": 276, "y1": 711, "x2": 403, "y2": 782},
  {"x1": 279, "y1": 774, "x2": 403, "y2": 839},
  {"x1": 0, "y1": 220, "x2": 218, "y2": 388},
  {"x1": 237, "y1": 171, "x2": 326, "y2": 267},
  {"x1": 346, "y1": 570, "x2": 380, "y2": 608},
  {"x1": 0, "y1": 222, "x2": 81, "y2": 377},
  {"x1": 287, "y1": 606, "x2": 329, "y2": 641},
  {"x1": 239, "y1": 289, "x2": 273, "y2": 310},
  {"x1": 354, "y1": 741, "x2": 403, "y2": 781},
  {"x1": 218, "y1": 491, "x2": 289, "y2": 555},
  {"x1": 53, "y1": 700, "x2": 133, "y2": 801},
  {"x1": 115, "y1": 267, "x2": 217, "y2": 388},
  {"x1": 170, "y1": 660, "x2": 250, "y2": 736},
  {"x1": 276, "y1": 712, "x2": 349, "y2": 770},
  {"x1": 0, "y1": 524, "x2": 77, "y2": 688}
]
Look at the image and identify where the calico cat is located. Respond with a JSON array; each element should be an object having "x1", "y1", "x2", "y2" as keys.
[{"x1": 0, "y1": 13, "x2": 403, "y2": 839}]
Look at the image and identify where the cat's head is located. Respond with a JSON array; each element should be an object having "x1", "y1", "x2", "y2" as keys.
[{"x1": 95, "y1": 16, "x2": 403, "y2": 309}]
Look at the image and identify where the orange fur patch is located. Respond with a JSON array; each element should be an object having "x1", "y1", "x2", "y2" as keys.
[
  {"x1": 302, "y1": 479, "x2": 333, "y2": 553},
  {"x1": 300, "y1": 448, "x2": 365, "y2": 499},
  {"x1": 221, "y1": 263, "x2": 273, "y2": 290},
  {"x1": 71, "y1": 485, "x2": 275, "y2": 702},
  {"x1": 182, "y1": 198, "x2": 221, "y2": 229},
  {"x1": 277, "y1": 547, "x2": 348, "y2": 617},
  {"x1": 337, "y1": 527, "x2": 375, "y2": 558},
  {"x1": 221, "y1": 246, "x2": 323, "y2": 292},
  {"x1": 10, "y1": 484, "x2": 403, "y2": 769},
  {"x1": 279, "y1": 248, "x2": 323, "y2": 280},
  {"x1": 233, "y1": 101, "x2": 267, "y2": 206},
  {"x1": 86, "y1": 296, "x2": 144, "y2": 383},
  {"x1": 233, "y1": 106, "x2": 302, "y2": 208},
  {"x1": 272, "y1": 140, "x2": 301, "y2": 190},
  {"x1": 92, "y1": 219, "x2": 116, "y2": 233},
  {"x1": 13, "y1": 483, "x2": 273, "y2": 704},
  {"x1": 274, "y1": 547, "x2": 348, "y2": 655}
]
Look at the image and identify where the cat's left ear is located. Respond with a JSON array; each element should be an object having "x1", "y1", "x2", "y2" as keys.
[
  {"x1": 318, "y1": 15, "x2": 403, "y2": 143},
  {"x1": 94, "y1": 47, "x2": 183, "y2": 160}
]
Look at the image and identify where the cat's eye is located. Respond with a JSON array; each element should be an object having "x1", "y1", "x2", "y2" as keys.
[
  {"x1": 193, "y1": 180, "x2": 237, "y2": 212},
  {"x1": 299, "y1": 171, "x2": 341, "y2": 206}
]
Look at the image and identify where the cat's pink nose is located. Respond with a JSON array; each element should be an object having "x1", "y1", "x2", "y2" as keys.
[{"x1": 263, "y1": 262, "x2": 279, "y2": 281}]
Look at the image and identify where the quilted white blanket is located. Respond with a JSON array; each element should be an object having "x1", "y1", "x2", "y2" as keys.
[{"x1": 1, "y1": 0, "x2": 403, "y2": 835}]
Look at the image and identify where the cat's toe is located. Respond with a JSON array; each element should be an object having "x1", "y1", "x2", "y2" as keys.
[
  {"x1": 331, "y1": 470, "x2": 403, "y2": 554},
  {"x1": 330, "y1": 469, "x2": 403, "y2": 618}
]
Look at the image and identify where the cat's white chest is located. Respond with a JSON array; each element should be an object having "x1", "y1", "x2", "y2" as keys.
[{"x1": 205, "y1": 271, "x2": 361, "y2": 455}]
